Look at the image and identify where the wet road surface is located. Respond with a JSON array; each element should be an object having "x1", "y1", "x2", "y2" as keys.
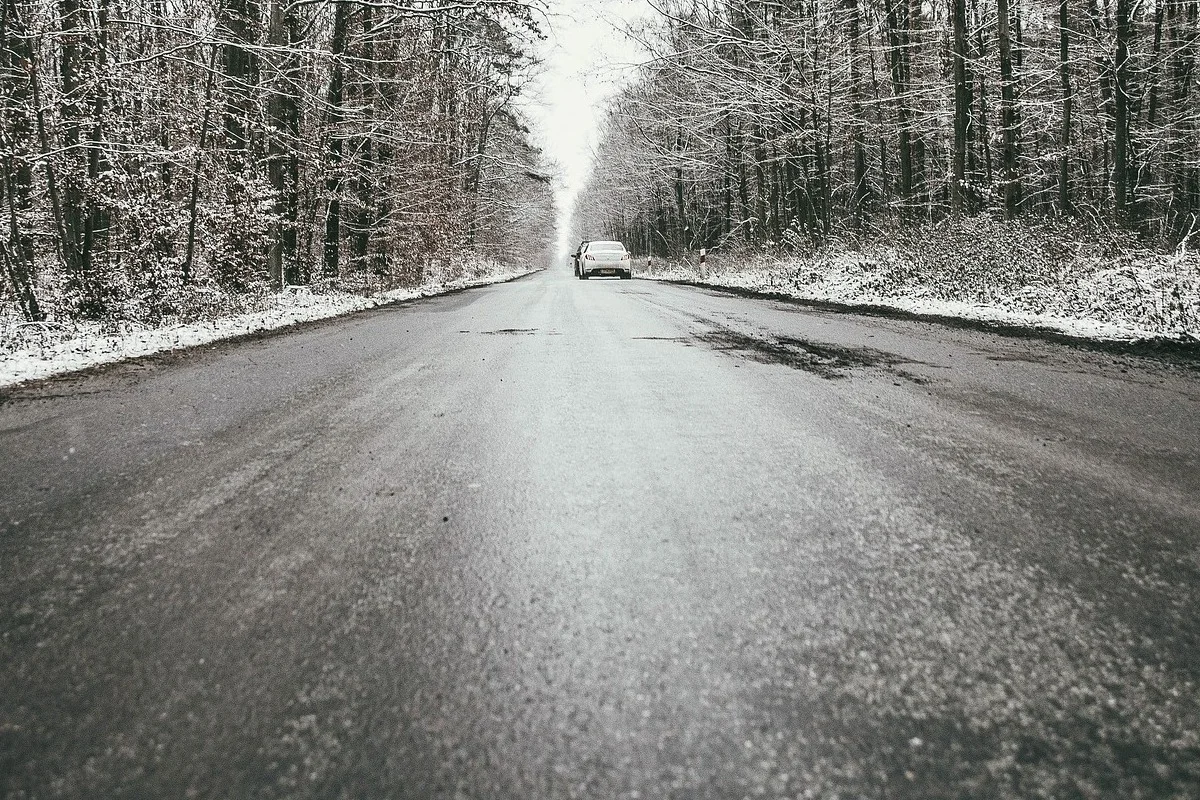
[{"x1": 2, "y1": 268, "x2": 1199, "y2": 798}]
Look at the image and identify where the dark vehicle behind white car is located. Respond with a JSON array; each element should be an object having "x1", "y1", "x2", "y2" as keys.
[
  {"x1": 571, "y1": 240, "x2": 588, "y2": 277},
  {"x1": 577, "y1": 241, "x2": 632, "y2": 280}
]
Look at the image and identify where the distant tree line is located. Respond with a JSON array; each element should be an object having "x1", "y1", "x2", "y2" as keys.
[
  {"x1": 576, "y1": 0, "x2": 1200, "y2": 257},
  {"x1": 0, "y1": 0, "x2": 554, "y2": 323}
]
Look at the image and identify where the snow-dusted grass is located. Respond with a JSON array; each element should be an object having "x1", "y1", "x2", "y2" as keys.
[
  {"x1": 0, "y1": 265, "x2": 538, "y2": 390},
  {"x1": 642, "y1": 218, "x2": 1200, "y2": 344}
]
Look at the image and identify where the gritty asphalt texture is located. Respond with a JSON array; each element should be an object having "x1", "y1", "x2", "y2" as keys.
[{"x1": 2, "y1": 268, "x2": 1199, "y2": 799}]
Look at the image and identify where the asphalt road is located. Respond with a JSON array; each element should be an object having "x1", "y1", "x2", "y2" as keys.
[{"x1": 2, "y1": 268, "x2": 1199, "y2": 799}]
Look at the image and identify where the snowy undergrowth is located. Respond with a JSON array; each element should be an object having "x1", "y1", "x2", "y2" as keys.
[
  {"x1": 0, "y1": 260, "x2": 538, "y2": 390},
  {"x1": 644, "y1": 217, "x2": 1200, "y2": 342}
]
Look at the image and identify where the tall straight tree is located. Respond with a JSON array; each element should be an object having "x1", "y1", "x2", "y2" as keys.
[
  {"x1": 0, "y1": 0, "x2": 42, "y2": 319},
  {"x1": 845, "y1": 0, "x2": 868, "y2": 219},
  {"x1": 321, "y1": 0, "x2": 349, "y2": 278},
  {"x1": 265, "y1": 0, "x2": 302, "y2": 289},
  {"x1": 220, "y1": 0, "x2": 259, "y2": 157},
  {"x1": 1167, "y1": 0, "x2": 1200, "y2": 226},
  {"x1": 55, "y1": 0, "x2": 93, "y2": 306},
  {"x1": 1113, "y1": 0, "x2": 1134, "y2": 214},
  {"x1": 350, "y1": 2, "x2": 376, "y2": 269},
  {"x1": 951, "y1": 0, "x2": 970, "y2": 216},
  {"x1": 1059, "y1": 0, "x2": 1073, "y2": 212},
  {"x1": 996, "y1": 0, "x2": 1023, "y2": 216},
  {"x1": 882, "y1": 0, "x2": 923, "y2": 210}
]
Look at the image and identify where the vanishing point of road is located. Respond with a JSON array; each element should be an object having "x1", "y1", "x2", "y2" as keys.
[{"x1": 2, "y1": 268, "x2": 1199, "y2": 798}]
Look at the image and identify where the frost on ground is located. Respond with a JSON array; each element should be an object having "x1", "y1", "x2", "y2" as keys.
[
  {"x1": 0, "y1": 261, "x2": 538, "y2": 390},
  {"x1": 643, "y1": 217, "x2": 1200, "y2": 343}
]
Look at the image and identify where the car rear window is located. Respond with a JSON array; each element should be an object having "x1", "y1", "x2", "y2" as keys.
[{"x1": 588, "y1": 241, "x2": 625, "y2": 252}]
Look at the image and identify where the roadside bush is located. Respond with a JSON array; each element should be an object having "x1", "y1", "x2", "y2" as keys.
[{"x1": 666, "y1": 215, "x2": 1200, "y2": 338}]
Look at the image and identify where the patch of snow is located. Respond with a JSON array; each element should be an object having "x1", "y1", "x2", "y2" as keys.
[{"x1": 0, "y1": 267, "x2": 539, "y2": 390}]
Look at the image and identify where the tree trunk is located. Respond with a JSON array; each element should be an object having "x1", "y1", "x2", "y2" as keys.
[
  {"x1": 751, "y1": 122, "x2": 767, "y2": 239},
  {"x1": 265, "y1": 0, "x2": 301, "y2": 288},
  {"x1": 321, "y1": 0, "x2": 350, "y2": 279},
  {"x1": 1148, "y1": 0, "x2": 1165, "y2": 125},
  {"x1": 997, "y1": 0, "x2": 1023, "y2": 217},
  {"x1": 972, "y1": 0, "x2": 994, "y2": 190},
  {"x1": 220, "y1": 0, "x2": 259, "y2": 157},
  {"x1": 464, "y1": 108, "x2": 493, "y2": 250},
  {"x1": 85, "y1": 0, "x2": 110, "y2": 267},
  {"x1": 846, "y1": 0, "x2": 868, "y2": 220},
  {"x1": 56, "y1": 0, "x2": 91, "y2": 301},
  {"x1": 0, "y1": 0, "x2": 42, "y2": 320},
  {"x1": 722, "y1": 115, "x2": 733, "y2": 237},
  {"x1": 183, "y1": 44, "x2": 219, "y2": 283},
  {"x1": 1059, "y1": 0, "x2": 1073, "y2": 212},
  {"x1": 352, "y1": 3, "x2": 375, "y2": 269},
  {"x1": 675, "y1": 125, "x2": 689, "y2": 251},
  {"x1": 1113, "y1": 0, "x2": 1134, "y2": 214},
  {"x1": 883, "y1": 0, "x2": 920, "y2": 210},
  {"x1": 1168, "y1": 0, "x2": 1199, "y2": 228},
  {"x1": 951, "y1": 0, "x2": 969, "y2": 217}
]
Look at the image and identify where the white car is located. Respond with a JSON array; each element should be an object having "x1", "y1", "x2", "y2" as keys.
[{"x1": 577, "y1": 240, "x2": 632, "y2": 280}]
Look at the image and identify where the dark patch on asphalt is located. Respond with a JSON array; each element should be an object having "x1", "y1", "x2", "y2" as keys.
[
  {"x1": 0, "y1": 358, "x2": 172, "y2": 406},
  {"x1": 632, "y1": 336, "x2": 691, "y2": 342},
  {"x1": 697, "y1": 327, "x2": 930, "y2": 383},
  {"x1": 481, "y1": 328, "x2": 539, "y2": 335}
]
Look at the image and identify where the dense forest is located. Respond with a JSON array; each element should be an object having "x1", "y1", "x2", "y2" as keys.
[
  {"x1": 0, "y1": 0, "x2": 555, "y2": 324},
  {"x1": 576, "y1": 0, "x2": 1200, "y2": 259}
]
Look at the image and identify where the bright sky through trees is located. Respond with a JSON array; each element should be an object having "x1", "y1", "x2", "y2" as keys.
[{"x1": 521, "y1": 0, "x2": 651, "y2": 255}]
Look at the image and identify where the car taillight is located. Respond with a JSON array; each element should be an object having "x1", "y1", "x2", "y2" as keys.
[
  {"x1": 585, "y1": 254, "x2": 594, "y2": 260},
  {"x1": 621, "y1": 253, "x2": 630, "y2": 260}
]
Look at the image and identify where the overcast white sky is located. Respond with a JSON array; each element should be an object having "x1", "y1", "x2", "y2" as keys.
[{"x1": 517, "y1": 0, "x2": 653, "y2": 256}]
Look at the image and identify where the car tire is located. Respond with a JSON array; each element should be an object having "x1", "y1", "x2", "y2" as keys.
[
  {"x1": 579, "y1": 271, "x2": 588, "y2": 280},
  {"x1": 621, "y1": 271, "x2": 632, "y2": 280}
]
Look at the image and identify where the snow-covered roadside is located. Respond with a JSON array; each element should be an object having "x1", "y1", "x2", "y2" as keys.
[
  {"x1": 0, "y1": 267, "x2": 539, "y2": 390},
  {"x1": 641, "y1": 253, "x2": 1200, "y2": 344}
]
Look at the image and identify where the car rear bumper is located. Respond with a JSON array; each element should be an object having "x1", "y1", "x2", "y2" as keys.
[{"x1": 582, "y1": 266, "x2": 630, "y2": 277}]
